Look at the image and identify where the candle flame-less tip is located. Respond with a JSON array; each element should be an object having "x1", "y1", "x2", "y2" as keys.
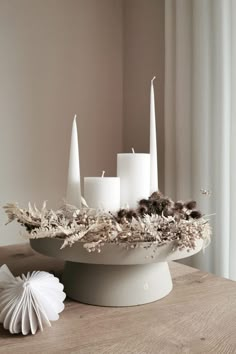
[
  {"x1": 151, "y1": 76, "x2": 156, "y2": 83},
  {"x1": 131, "y1": 148, "x2": 135, "y2": 154},
  {"x1": 73, "y1": 114, "x2": 77, "y2": 122},
  {"x1": 102, "y1": 170, "x2": 105, "y2": 177}
]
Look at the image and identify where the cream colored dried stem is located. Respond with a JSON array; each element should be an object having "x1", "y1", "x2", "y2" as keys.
[{"x1": 3, "y1": 202, "x2": 212, "y2": 253}]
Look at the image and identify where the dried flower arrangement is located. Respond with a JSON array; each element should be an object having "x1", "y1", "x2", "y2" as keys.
[
  {"x1": 3, "y1": 192, "x2": 211, "y2": 253},
  {"x1": 4, "y1": 192, "x2": 211, "y2": 252}
]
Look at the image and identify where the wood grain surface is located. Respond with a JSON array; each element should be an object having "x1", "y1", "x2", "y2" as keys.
[{"x1": 0, "y1": 243, "x2": 236, "y2": 354}]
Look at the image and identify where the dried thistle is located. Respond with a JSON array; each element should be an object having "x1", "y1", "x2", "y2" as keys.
[
  {"x1": 190, "y1": 210, "x2": 202, "y2": 219},
  {"x1": 149, "y1": 191, "x2": 163, "y2": 200},
  {"x1": 185, "y1": 201, "x2": 197, "y2": 210},
  {"x1": 174, "y1": 201, "x2": 184, "y2": 211}
]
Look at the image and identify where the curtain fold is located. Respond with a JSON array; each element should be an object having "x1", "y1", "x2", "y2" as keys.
[{"x1": 165, "y1": 0, "x2": 235, "y2": 279}]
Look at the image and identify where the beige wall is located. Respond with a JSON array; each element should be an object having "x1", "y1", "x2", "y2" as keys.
[
  {"x1": 0, "y1": 0, "x2": 165, "y2": 246},
  {"x1": 123, "y1": 0, "x2": 165, "y2": 191},
  {"x1": 0, "y1": 0, "x2": 123, "y2": 245}
]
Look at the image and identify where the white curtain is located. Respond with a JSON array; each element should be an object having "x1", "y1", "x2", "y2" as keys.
[{"x1": 164, "y1": 0, "x2": 236, "y2": 279}]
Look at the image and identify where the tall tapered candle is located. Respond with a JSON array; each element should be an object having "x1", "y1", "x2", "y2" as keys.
[
  {"x1": 150, "y1": 76, "x2": 158, "y2": 193},
  {"x1": 66, "y1": 115, "x2": 81, "y2": 208}
]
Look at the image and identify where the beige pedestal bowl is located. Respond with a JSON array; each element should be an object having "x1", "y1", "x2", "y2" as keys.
[{"x1": 30, "y1": 238, "x2": 203, "y2": 307}]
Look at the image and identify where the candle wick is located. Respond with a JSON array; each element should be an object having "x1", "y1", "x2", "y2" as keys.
[
  {"x1": 102, "y1": 171, "x2": 105, "y2": 177},
  {"x1": 151, "y1": 76, "x2": 156, "y2": 83},
  {"x1": 131, "y1": 148, "x2": 135, "y2": 154}
]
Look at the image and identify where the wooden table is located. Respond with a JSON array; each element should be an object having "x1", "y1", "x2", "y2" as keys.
[{"x1": 0, "y1": 244, "x2": 236, "y2": 354}]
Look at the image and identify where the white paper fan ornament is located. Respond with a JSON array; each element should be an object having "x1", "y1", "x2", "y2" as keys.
[{"x1": 0, "y1": 264, "x2": 66, "y2": 335}]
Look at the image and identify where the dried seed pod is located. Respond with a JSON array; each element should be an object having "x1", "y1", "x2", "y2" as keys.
[
  {"x1": 139, "y1": 199, "x2": 150, "y2": 207},
  {"x1": 117, "y1": 209, "x2": 127, "y2": 219},
  {"x1": 185, "y1": 201, "x2": 197, "y2": 210},
  {"x1": 150, "y1": 200, "x2": 162, "y2": 215},
  {"x1": 174, "y1": 201, "x2": 184, "y2": 211},
  {"x1": 126, "y1": 210, "x2": 137, "y2": 220},
  {"x1": 138, "y1": 205, "x2": 148, "y2": 216},
  {"x1": 160, "y1": 198, "x2": 171, "y2": 208},
  {"x1": 190, "y1": 210, "x2": 202, "y2": 219},
  {"x1": 149, "y1": 191, "x2": 163, "y2": 200},
  {"x1": 163, "y1": 208, "x2": 174, "y2": 217}
]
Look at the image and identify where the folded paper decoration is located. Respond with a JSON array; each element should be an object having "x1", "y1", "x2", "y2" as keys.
[{"x1": 0, "y1": 265, "x2": 66, "y2": 335}]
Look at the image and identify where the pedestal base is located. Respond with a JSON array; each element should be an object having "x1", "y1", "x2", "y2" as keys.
[
  {"x1": 62, "y1": 261, "x2": 173, "y2": 307},
  {"x1": 30, "y1": 237, "x2": 204, "y2": 307}
]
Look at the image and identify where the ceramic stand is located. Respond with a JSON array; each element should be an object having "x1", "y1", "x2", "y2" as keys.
[
  {"x1": 30, "y1": 238, "x2": 204, "y2": 307},
  {"x1": 62, "y1": 261, "x2": 172, "y2": 306}
]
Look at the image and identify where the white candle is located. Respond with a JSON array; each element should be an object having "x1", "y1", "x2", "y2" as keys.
[
  {"x1": 84, "y1": 172, "x2": 120, "y2": 212},
  {"x1": 66, "y1": 115, "x2": 81, "y2": 208},
  {"x1": 150, "y1": 76, "x2": 158, "y2": 193},
  {"x1": 117, "y1": 152, "x2": 150, "y2": 208}
]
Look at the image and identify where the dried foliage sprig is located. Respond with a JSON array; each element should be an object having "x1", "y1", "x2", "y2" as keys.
[{"x1": 3, "y1": 193, "x2": 211, "y2": 253}]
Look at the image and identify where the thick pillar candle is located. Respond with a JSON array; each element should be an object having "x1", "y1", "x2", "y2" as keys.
[
  {"x1": 117, "y1": 153, "x2": 150, "y2": 208},
  {"x1": 150, "y1": 76, "x2": 158, "y2": 193},
  {"x1": 66, "y1": 115, "x2": 81, "y2": 208},
  {"x1": 84, "y1": 173, "x2": 120, "y2": 212}
]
